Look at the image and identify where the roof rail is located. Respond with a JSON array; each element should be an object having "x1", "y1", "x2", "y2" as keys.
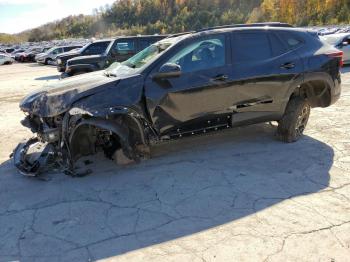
[
  {"x1": 197, "y1": 22, "x2": 294, "y2": 32},
  {"x1": 166, "y1": 31, "x2": 195, "y2": 39}
]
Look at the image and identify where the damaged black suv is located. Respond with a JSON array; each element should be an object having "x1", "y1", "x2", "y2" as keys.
[{"x1": 14, "y1": 23, "x2": 342, "y2": 176}]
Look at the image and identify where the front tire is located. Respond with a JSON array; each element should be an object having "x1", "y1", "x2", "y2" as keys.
[{"x1": 277, "y1": 96, "x2": 310, "y2": 143}]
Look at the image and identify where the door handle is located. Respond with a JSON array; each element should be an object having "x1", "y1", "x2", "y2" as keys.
[
  {"x1": 280, "y1": 62, "x2": 295, "y2": 69},
  {"x1": 212, "y1": 74, "x2": 229, "y2": 81}
]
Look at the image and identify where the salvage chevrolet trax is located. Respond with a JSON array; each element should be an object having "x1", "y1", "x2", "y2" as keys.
[{"x1": 13, "y1": 23, "x2": 342, "y2": 176}]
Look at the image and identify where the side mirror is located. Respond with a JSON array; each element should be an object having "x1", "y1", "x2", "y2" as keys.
[{"x1": 153, "y1": 63, "x2": 182, "y2": 79}]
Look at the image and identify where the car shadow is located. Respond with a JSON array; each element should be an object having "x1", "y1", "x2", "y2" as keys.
[
  {"x1": 0, "y1": 123, "x2": 333, "y2": 260},
  {"x1": 35, "y1": 75, "x2": 60, "y2": 81},
  {"x1": 28, "y1": 63, "x2": 56, "y2": 68}
]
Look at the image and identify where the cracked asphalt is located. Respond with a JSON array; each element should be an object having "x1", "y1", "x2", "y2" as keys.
[{"x1": 0, "y1": 63, "x2": 350, "y2": 262}]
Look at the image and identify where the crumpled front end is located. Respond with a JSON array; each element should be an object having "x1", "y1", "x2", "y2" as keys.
[
  {"x1": 13, "y1": 138, "x2": 56, "y2": 176},
  {"x1": 12, "y1": 73, "x2": 148, "y2": 177},
  {"x1": 12, "y1": 113, "x2": 66, "y2": 177}
]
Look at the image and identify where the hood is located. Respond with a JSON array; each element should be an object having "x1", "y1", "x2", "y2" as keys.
[
  {"x1": 57, "y1": 51, "x2": 81, "y2": 62},
  {"x1": 68, "y1": 54, "x2": 106, "y2": 65},
  {"x1": 20, "y1": 71, "x2": 121, "y2": 117}
]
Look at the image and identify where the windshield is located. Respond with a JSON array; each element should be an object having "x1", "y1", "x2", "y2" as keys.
[{"x1": 105, "y1": 37, "x2": 182, "y2": 77}]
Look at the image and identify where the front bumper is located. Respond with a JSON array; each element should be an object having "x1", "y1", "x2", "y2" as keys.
[{"x1": 13, "y1": 138, "x2": 56, "y2": 176}]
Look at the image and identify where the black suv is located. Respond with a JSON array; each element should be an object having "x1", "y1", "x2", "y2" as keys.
[
  {"x1": 56, "y1": 40, "x2": 112, "y2": 72},
  {"x1": 14, "y1": 23, "x2": 342, "y2": 176},
  {"x1": 63, "y1": 35, "x2": 167, "y2": 77}
]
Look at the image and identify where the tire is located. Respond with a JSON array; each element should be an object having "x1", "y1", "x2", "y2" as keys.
[
  {"x1": 45, "y1": 58, "x2": 52, "y2": 65},
  {"x1": 277, "y1": 96, "x2": 310, "y2": 143}
]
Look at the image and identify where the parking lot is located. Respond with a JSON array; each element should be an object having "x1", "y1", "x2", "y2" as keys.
[{"x1": 0, "y1": 63, "x2": 350, "y2": 261}]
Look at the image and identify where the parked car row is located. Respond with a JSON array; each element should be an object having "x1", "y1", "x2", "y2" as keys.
[
  {"x1": 56, "y1": 35, "x2": 167, "y2": 77},
  {"x1": 0, "y1": 38, "x2": 89, "y2": 65},
  {"x1": 311, "y1": 25, "x2": 350, "y2": 36},
  {"x1": 0, "y1": 53, "x2": 14, "y2": 65},
  {"x1": 320, "y1": 33, "x2": 350, "y2": 64},
  {"x1": 35, "y1": 45, "x2": 83, "y2": 65}
]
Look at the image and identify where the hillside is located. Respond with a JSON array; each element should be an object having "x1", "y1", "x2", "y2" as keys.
[{"x1": 2, "y1": 0, "x2": 350, "y2": 43}]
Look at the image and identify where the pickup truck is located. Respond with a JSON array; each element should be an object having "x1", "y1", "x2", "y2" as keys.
[
  {"x1": 63, "y1": 35, "x2": 167, "y2": 77},
  {"x1": 56, "y1": 40, "x2": 112, "y2": 72}
]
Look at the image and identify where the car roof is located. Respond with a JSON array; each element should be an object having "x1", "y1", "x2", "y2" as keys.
[{"x1": 162, "y1": 24, "x2": 310, "y2": 42}]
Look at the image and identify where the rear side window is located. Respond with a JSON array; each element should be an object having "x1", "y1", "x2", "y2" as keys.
[
  {"x1": 232, "y1": 32, "x2": 272, "y2": 62},
  {"x1": 269, "y1": 33, "x2": 288, "y2": 56},
  {"x1": 277, "y1": 32, "x2": 304, "y2": 49},
  {"x1": 113, "y1": 40, "x2": 135, "y2": 55}
]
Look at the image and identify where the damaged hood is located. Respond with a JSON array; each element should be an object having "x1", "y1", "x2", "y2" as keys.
[{"x1": 20, "y1": 71, "x2": 120, "y2": 117}]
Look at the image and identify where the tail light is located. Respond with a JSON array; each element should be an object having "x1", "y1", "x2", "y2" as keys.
[{"x1": 326, "y1": 51, "x2": 344, "y2": 67}]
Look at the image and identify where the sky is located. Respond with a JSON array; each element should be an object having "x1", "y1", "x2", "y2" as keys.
[{"x1": 0, "y1": 0, "x2": 116, "y2": 34}]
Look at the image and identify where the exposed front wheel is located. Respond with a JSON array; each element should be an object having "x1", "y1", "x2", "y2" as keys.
[{"x1": 277, "y1": 96, "x2": 310, "y2": 143}]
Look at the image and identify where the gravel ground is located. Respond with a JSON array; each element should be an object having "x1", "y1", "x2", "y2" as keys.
[{"x1": 0, "y1": 63, "x2": 350, "y2": 262}]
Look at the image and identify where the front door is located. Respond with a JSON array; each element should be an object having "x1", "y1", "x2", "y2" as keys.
[{"x1": 144, "y1": 34, "x2": 233, "y2": 136}]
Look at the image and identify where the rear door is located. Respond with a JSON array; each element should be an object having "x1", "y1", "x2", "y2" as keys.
[{"x1": 228, "y1": 30, "x2": 304, "y2": 125}]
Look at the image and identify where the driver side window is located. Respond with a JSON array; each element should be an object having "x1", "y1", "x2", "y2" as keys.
[{"x1": 167, "y1": 35, "x2": 226, "y2": 73}]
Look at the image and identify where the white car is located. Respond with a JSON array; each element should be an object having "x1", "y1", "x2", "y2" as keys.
[
  {"x1": 321, "y1": 33, "x2": 350, "y2": 64},
  {"x1": 0, "y1": 54, "x2": 14, "y2": 65}
]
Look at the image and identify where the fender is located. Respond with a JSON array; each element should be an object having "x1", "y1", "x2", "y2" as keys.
[
  {"x1": 69, "y1": 118, "x2": 135, "y2": 160},
  {"x1": 279, "y1": 73, "x2": 305, "y2": 114}
]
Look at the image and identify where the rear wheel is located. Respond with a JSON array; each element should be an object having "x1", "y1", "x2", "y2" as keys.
[{"x1": 277, "y1": 96, "x2": 310, "y2": 143}]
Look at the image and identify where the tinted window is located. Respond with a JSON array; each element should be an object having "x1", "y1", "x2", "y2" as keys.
[
  {"x1": 139, "y1": 40, "x2": 152, "y2": 50},
  {"x1": 167, "y1": 35, "x2": 226, "y2": 73},
  {"x1": 64, "y1": 46, "x2": 80, "y2": 52},
  {"x1": 278, "y1": 32, "x2": 304, "y2": 49},
  {"x1": 112, "y1": 40, "x2": 135, "y2": 55},
  {"x1": 83, "y1": 41, "x2": 110, "y2": 55},
  {"x1": 232, "y1": 32, "x2": 272, "y2": 62},
  {"x1": 270, "y1": 33, "x2": 288, "y2": 56}
]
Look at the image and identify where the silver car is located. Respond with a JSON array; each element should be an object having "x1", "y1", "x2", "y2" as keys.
[
  {"x1": 321, "y1": 33, "x2": 350, "y2": 64},
  {"x1": 35, "y1": 45, "x2": 82, "y2": 65},
  {"x1": 0, "y1": 54, "x2": 14, "y2": 65}
]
